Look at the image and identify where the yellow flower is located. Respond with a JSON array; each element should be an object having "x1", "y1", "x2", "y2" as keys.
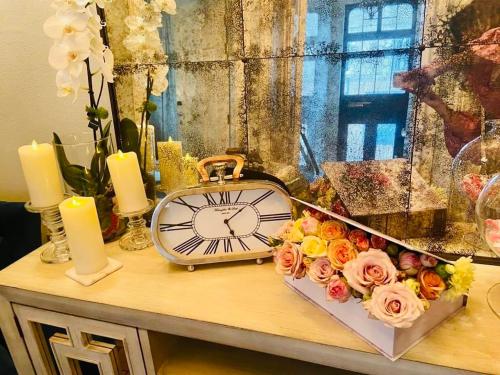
[
  {"x1": 300, "y1": 236, "x2": 327, "y2": 258},
  {"x1": 403, "y1": 278, "x2": 420, "y2": 295},
  {"x1": 288, "y1": 227, "x2": 305, "y2": 243},
  {"x1": 444, "y1": 257, "x2": 475, "y2": 301}
]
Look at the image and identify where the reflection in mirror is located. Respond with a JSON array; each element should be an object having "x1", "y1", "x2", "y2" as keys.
[{"x1": 107, "y1": 0, "x2": 500, "y2": 261}]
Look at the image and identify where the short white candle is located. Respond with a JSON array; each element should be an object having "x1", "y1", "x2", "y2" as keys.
[
  {"x1": 59, "y1": 197, "x2": 108, "y2": 275},
  {"x1": 107, "y1": 151, "x2": 148, "y2": 213},
  {"x1": 18, "y1": 140, "x2": 64, "y2": 207}
]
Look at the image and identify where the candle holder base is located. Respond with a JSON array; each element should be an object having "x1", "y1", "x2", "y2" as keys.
[
  {"x1": 114, "y1": 200, "x2": 154, "y2": 251},
  {"x1": 65, "y1": 257, "x2": 123, "y2": 286},
  {"x1": 25, "y1": 201, "x2": 70, "y2": 264}
]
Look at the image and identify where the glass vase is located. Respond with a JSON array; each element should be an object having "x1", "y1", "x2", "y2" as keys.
[
  {"x1": 476, "y1": 173, "x2": 500, "y2": 256},
  {"x1": 53, "y1": 132, "x2": 126, "y2": 242}
]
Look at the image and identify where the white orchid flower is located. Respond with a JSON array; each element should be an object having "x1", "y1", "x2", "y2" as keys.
[
  {"x1": 152, "y1": 0, "x2": 176, "y2": 15},
  {"x1": 56, "y1": 69, "x2": 81, "y2": 101},
  {"x1": 151, "y1": 77, "x2": 168, "y2": 96},
  {"x1": 123, "y1": 32, "x2": 147, "y2": 53},
  {"x1": 99, "y1": 48, "x2": 114, "y2": 83},
  {"x1": 48, "y1": 32, "x2": 91, "y2": 77},
  {"x1": 51, "y1": 0, "x2": 90, "y2": 11},
  {"x1": 124, "y1": 16, "x2": 144, "y2": 31},
  {"x1": 43, "y1": 10, "x2": 89, "y2": 39}
]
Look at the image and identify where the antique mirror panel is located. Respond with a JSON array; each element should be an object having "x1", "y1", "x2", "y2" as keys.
[{"x1": 106, "y1": 0, "x2": 500, "y2": 260}]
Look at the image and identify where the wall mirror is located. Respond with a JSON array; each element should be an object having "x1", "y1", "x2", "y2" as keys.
[{"x1": 105, "y1": 0, "x2": 500, "y2": 261}]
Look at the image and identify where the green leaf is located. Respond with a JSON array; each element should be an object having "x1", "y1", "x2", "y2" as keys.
[
  {"x1": 96, "y1": 107, "x2": 109, "y2": 120},
  {"x1": 53, "y1": 132, "x2": 70, "y2": 168},
  {"x1": 120, "y1": 118, "x2": 139, "y2": 154},
  {"x1": 145, "y1": 101, "x2": 157, "y2": 114}
]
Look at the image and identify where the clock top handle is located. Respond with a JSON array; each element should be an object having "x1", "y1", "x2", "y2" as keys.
[{"x1": 197, "y1": 155, "x2": 245, "y2": 183}]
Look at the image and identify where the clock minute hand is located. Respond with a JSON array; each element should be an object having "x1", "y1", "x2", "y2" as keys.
[{"x1": 224, "y1": 205, "x2": 247, "y2": 224}]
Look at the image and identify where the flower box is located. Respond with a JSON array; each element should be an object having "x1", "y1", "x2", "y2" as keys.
[
  {"x1": 273, "y1": 198, "x2": 473, "y2": 361},
  {"x1": 285, "y1": 275, "x2": 466, "y2": 360}
]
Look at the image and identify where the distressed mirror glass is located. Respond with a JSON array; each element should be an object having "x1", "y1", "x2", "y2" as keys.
[{"x1": 106, "y1": 0, "x2": 500, "y2": 261}]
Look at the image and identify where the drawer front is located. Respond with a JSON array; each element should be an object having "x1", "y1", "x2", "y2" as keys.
[{"x1": 13, "y1": 304, "x2": 147, "y2": 375}]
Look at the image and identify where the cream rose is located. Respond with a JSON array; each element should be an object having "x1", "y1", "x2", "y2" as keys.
[
  {"x1": 307, "y1": 257, "x2": 335, "y2": 286},
  {"x1": 300, "y1": 217, "x2": 321, "y2": 236},
  {"x1": 363, "y1": 283, "x2": 425, "y2": 328},
  {"x1": 274, "y1": 241, "x2": 305, "y2": 278},
  {"x1": 300, "y1": 236, "x2": 327, "y2": 258},
  {"x1": 326, "y1": 275, "x2": 351, "y2": 303},
  {"x1": 343, "y1": 249, "x2": 397, "y2": 295}
]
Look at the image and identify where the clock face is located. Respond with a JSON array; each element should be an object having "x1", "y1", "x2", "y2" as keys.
[{"x1": 152, "y1": 185, "x2": 292, "y2": 263}]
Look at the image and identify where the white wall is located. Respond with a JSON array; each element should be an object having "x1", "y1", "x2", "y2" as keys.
[{"x1": 0, "y1": 0, "x2": 110, "y2": 202}]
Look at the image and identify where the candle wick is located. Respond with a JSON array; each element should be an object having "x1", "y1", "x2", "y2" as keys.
[
  {"x1": 31, "y1": 140, "x2": 38, "y2": 150},
  {"x1": 118, "y1": 150, "x2": 124, "y2": 158}
]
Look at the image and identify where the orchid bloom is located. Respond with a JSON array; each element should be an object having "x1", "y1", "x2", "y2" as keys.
[
  {"x1": 48, "y1": 32, "x2": 91, "y2": 77},
  {"x1": 56, "y1": 70, "x2": 81, "y2": 101},
  {"x1": 43, "y1": 9, "x2": 90, "y2": 39}
]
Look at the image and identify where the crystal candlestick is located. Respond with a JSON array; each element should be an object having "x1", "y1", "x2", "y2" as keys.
[
  {"x1": 114, "y1": 199, "x2": 154, "y2": 251},
  {"x1": 25, "y1": 201, "x2": 70, "y2": 264}
]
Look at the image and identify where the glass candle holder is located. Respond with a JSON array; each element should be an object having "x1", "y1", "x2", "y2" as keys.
[{"x1": 113, "y1": 199, "x2": 154, "y2": 251}]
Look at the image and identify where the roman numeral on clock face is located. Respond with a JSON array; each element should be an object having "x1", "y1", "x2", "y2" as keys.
[
  {"x1": 253, "y1": 232, "x2": 270, "y2": 246},
  {"x1": 218, "y1": 191, "x2": 231, "y2": 204},
  {"x1": 203, "y1": 193, "x2": 217, "y2": 206},
  {"x1": 251, "y1": 190, "x2": 274, "y2": 206},
  {"x1": 204, "y1": 239, "x2": 220, "y2": 255},
  {"x1": 260, "y1": 213, "x2": 292, "y2": 222},
  {"x1": 238, "y1": 238, "x2": 250, "y2": 251},
  {"x1": 223, "y1": 238, "x2": 233, "y2": 253},
  {"x1": 159, "y1": 221, "x2": 193, "y2": 232},
  {"x1": 171, "y1": 197, "x2": 200, "y2": 212},
  {"x1": 173, "y1": 236, "x2": 204, "y2": 255}
]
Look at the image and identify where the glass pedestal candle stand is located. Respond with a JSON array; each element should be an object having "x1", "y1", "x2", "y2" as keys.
[
  {"x1": 113, "y1": 199, "x2": 154, "y2": 251},
  {"x1": 25, "y1": 201, "x2": 70, "y2": 263}
]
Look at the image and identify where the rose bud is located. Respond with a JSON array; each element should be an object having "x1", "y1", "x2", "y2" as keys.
[
  {"x1": 399, "y1": 251, "x2": 422, "y2": 276},
  {"x1": 385, "y1": 243, "x2": 399, "y2": 257},
  {"x1": 331, "y1": 199, "x2": 350, "y2": 218},
  {"x1": 420, "y1": 254, "x2": 438, "y2": 268},
  {"x1": 303, "y1": 208, "x2": 329, "y2": 222},
  {"x1": 370, "y1": 235, "x2": 387, "y2": 250},
  {"x1": 326, "y1": 275, "x2": 351, "y2": 303},
  {"x1": 418, "y1": 269, "x2": 446, "y2": 300},
  {"x1": 348, "y1": 229, "x2": 369, "y2": 251},
  {"x1": 435, "y1": 263, "x2": 451, "y2": 280},
  {"x1": 320, "y1": 220, "x2": 348, "y2": 241}
]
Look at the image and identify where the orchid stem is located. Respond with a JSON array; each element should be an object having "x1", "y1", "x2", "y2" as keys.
[{"x1": 85, "y1": 58, "x2": 104, "y2": 139}]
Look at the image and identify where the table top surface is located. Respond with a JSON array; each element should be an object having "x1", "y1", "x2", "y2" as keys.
[{"x1": 0, "y1": 242, "x2": 498, "y2": 374}]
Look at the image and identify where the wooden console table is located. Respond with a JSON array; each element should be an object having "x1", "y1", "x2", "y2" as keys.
[{"x1": 0, "y1": 242, "x2": 498, "y2": 374}]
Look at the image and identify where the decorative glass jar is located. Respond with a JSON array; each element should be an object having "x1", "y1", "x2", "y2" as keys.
[
  {"x1": 53, "y1": 132, "x2": 126, "y2": 242},
  {"x1": 476, "y1": 174, "x2": 500, "y2": 256}
]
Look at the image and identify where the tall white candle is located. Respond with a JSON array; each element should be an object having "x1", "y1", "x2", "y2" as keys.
[
  {"x1": 59, "y1": 197, "x2": 108, "y2": 275},
  {"x1": 18, "y1": 140, "x2": 64, "y2": 207},
  {"x1": 107, "y1": 151, "x2": 148, "y2": 213}
]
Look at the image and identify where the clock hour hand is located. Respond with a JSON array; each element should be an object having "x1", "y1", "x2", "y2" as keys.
[{"x1": 224, "y1": 221, "x2": 235, "y2": 237}]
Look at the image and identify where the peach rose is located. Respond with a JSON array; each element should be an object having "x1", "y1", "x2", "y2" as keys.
[
  {"x1": 418, "y1": 268, "x2": 446, "y2": 300},
  {"x1": 326, "y1": 275, "x2": 351, "y2": 303},
  {"x1": 300, "y1": 217, "x2": 321, "y2": 236},
  {"x1": 343, "y1": 249, "x2": 398, "y2": 295},
  {"x1": 320, "y1": 220, "x2": 348, "y2": 241},
  {"x1": 300, "y1": 236, "x2": 328, "y2": 258},
  {"x1": 274, "y1": 241, "x2": 305, "y2": 279},
  {"x1": 307, "y1": 257, "x2": 335, "y2": 286},
  {"x1": 327, "y1": 239, "x2": 358, "y2": 270},
  {"x1": 364, "y1": 283, "x2": 424, "y2": 328}
]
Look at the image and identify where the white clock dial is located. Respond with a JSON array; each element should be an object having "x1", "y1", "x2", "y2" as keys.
[{"x1": 155, "y1": 187, "x2": 292, "y2": 260}]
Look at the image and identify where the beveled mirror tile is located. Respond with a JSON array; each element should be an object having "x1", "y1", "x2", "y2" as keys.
[
  {"x1": 161, "y1": 0, "x2": 243, "y2": 63},
  {"x1": 422, "y1": 0, "x2": 500, "y2": 47},
  {"x1": 150, "y1": 60, "x2": 246, "y2": 158}
]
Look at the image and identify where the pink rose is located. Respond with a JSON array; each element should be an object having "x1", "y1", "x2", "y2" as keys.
[
  {"x1": 398, "y1": 251, "x2": 422, "y2": 276},
  {"x1": 363, "y1": 283, "x2": 425, "y2": 328},
  {"x1": 275, "y1": 220, "x2": 294, "y2": 240},
  {"x1": 307, "y1": 257, "x2": 335, "y2": 286},
  {"x1": 326, "y1": 275, "x2": 351, "y2": 303},
  {"x1": 343, "y1": 249, "x2": 398, "y2": 295},
  {"x1": 461, "y1": 173, "x2": 487, "y2": 202},
  {"x1": 274, "y1": 241, "x2": 305, "y2": 279},
  {"x1": 300, "y1": 217, "x2": 321, "y2": 236},
  {"x1": 420, "y1": 253, "x2": 438, "y2": 268}
]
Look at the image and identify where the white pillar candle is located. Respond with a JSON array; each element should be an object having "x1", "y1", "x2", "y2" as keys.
[
  {"x1": 59, "y1": 197, "x2": 108, "y2": 275},
  {"x1": 107, "y1": 151, "x2": 148, "y2": 213},
  {"x1": 18, "y1": 140, "x2": 64, "y2": 207}
]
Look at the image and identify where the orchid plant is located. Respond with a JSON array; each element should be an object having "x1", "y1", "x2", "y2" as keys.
[{"x1": 119, "y1": 0, "x2": 176, "y2": 174}]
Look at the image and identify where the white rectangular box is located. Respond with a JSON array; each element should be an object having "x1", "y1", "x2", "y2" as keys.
[{"x1": 285, "y1": 275, "x2": 466, "y2": 360}]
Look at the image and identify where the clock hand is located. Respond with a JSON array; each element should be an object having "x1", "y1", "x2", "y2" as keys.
[
  {"x1": 224, "y1": 205, "x2": 247, "y2": 224},
  {"x1": 224, "y1": 221, "x2": 235, "y2": 237}
]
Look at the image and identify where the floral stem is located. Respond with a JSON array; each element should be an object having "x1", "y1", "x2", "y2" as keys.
[
  {"x1": 85, "y1": 58, "x2": 104, "y2": 139},
  {"x1": 96, "y1": 74, "x2": 105, "y2": 107},
  {"x1": 138, "y1": 69, "x2": 153, "y2": 173}
]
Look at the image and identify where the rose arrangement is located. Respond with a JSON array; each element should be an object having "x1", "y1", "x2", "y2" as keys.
[{"x1": 273, "y1": 212, "x2": 475, "y2": 328}]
